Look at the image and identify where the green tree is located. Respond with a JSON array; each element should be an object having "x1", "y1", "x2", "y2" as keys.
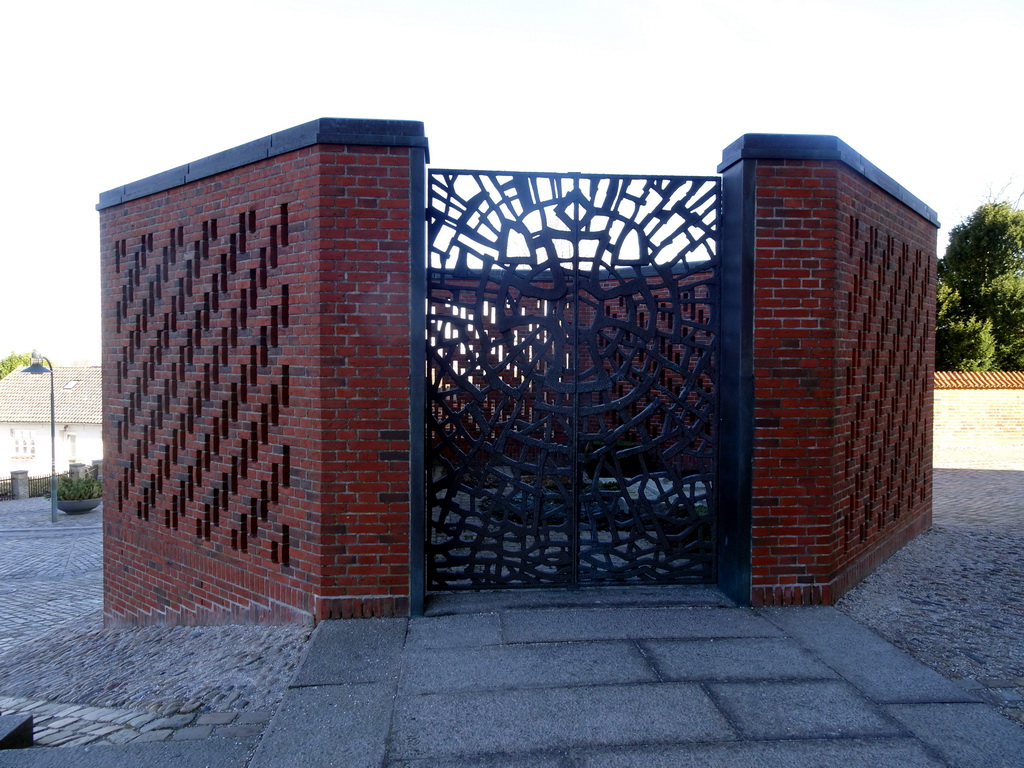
[
  {"x1": 937, "y1": 201, "x2": 1024, "y2": 370},
  {"x1": 0, "y1": 351, "x2": 32, "y2": 380},
  {"x1": 982, "y1": 272, "x2": 1024, "y2": 369},
  {"x1": 936, "y1": 285, "x2": 996, "y2": 371}
]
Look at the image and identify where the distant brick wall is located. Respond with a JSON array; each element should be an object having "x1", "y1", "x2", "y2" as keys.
[
  {"x1": 934, "y1": 373, "x2": 1024, "y2": 444},
  {"x1": 720, "y1": 136, "x2": 939, "y2": 606},
  {"x1": 99, "y1": 119, "x2": 427, "y2": 625}
]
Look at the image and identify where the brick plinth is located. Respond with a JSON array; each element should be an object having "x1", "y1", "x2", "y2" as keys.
[
  {"x1": 720, "y1": 135, "x2": 939, "y2": 606},
  {"x1": 99, "y1": 119, "x2": 427, "y2": 626}
]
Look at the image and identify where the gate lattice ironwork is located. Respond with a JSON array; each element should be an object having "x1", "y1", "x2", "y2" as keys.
[{"x1": 426, "y1": 170, "x2": 720, "y2": 590}]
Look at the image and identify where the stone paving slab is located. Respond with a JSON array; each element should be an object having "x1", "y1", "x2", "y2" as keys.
[
  {"x1": 169, "y1": 725, "x2": 214, "y2": 740},
  {"x1": 886, "y1": 702, "x2": 1024, "y2": 768},
  {"x1": 0, "y1": 714, "x2": 34, "y2": 749},
  {"x1": 399, "y1": 641, "x2": 657, "y2": 694},
  {"x1": 290, "y1": 618, "x2": 407, "y2": 688},
  {"x1": 389, "y1": 751, "x2": 571, "y2": 767},
  {"x1": 425, "y1": 585, "x2": 733, "y2": 617},
  {"x1": 763, "y1": 607, "x2": 981, "y2": 703},
  {"x1": 641, "y1": 637, "x2": 839, "y2": 682},
  {"x1": 501, "y1": 606, "x2": 782, "y2": 643},
  {"x1": 707, "y1": 680, "x2": 904, "y2": 739},
  {"x1": 404, "y1": 613, "x2": 503, "y2": 649},
  {"x1": 388, "y1": 683, "x2": 734, "y2": 759},
  {"x1": 250, "y1": 684, "x2": 395, "y2": 768},
  {"x1": 571, "y1": 738, "x2": 947, "y2": 768},
  {"x1": 253, "y1": 594, "x2": 1024, "y2": 766}
]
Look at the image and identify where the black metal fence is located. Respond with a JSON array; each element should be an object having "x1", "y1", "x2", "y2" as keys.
[
  {"x1": 0, "y1": 464, "x2": 100, "y2": 503},
  {"x1": 28, "y1": 471, "x2": 71, "y2": 498}
]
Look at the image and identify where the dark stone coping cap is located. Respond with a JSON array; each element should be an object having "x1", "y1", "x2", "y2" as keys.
[
  {"x1": 97, "y1": 117, "x2": 429, "y2": 210},
  {"x1": 718, "y1": 133, "x2": 939, "y2": 227}
]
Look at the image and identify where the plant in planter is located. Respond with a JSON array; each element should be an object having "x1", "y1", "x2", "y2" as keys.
[{"x1": 55, "y1": 475, "x2": 103, "y2": 514}]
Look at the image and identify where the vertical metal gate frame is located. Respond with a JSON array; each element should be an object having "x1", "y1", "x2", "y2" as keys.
[
  {"x1": 569, "y1": 174, "x2": 582, "y2": 588},
  {"x1": 716, "y1": 157, "x2": 755, "y2": 606},
  {"x1": 408, "y1": 146, "x2": 428, "y2": 617}
]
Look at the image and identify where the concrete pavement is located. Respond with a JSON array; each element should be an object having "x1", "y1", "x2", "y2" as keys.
[{"x1": 247, "y1": 589, "x2": 1024, "y2": 768}]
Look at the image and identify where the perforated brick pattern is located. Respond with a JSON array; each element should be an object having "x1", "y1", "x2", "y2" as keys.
[
  {"x1": 100, "y1": 142, "x2": 420, "y2": 625},
  {"x1": 110, "y1": 206, "x2": 292, "y2": 559},
  {"x1": 748, "y1": 160, "x2": 937, "y2": 605}
]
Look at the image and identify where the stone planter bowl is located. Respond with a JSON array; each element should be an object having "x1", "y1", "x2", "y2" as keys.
[{"x1": 56, "y1": 498, "x2": 102, "y2": 514}]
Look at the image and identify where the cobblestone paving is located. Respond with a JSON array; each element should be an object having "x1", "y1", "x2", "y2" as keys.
[
  {"x1": 0, "y1": 498, "x2": 310, "y2": 748},
  {"x1": 0, "y1": 497, "x2": 104, "y2": 531},
  {"x1": 0, "y1": 576, "x2": 103, "y2": 654},
  {"x1": 0, "y1": 532, "x2": 101, "y2": 581},
  {"x1": 838, "y1": 440, "x2": 1024, "y2": 726},
  {"x1": 0, "y1": 695, "x2": 274, "y2": 748}
]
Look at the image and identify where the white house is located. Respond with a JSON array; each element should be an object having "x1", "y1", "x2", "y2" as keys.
[{"x1": 0, "y1": 367, "x2": 102, "y2": 477}]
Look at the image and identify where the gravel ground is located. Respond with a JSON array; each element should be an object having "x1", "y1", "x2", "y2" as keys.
[{"x1": 838, "y1": 440, "x2": 1024, "y2": 724}]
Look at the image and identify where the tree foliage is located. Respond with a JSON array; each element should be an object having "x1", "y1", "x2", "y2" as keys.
[
  {"x1": 0, "y1": 351, "x2": 32, "y2": 380},
  {"x1": 936, "y1": 285, "x2": 996, "y2": 371},
  {"x1": 937, "y1": 201, "x2": 1024, "y2": 371}
]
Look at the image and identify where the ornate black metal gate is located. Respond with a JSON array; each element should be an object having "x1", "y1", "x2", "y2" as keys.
[{"x1": 426, "y1": 171, "x2": 719, "y2": 590}]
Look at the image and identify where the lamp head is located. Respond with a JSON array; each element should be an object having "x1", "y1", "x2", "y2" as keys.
[{"x1": 23, "y1": 350, "x2": 51, "y2": 375}]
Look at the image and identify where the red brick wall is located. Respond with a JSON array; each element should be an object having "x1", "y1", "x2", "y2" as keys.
[
  {"x1": 100, "y1": 128, "x2": 423, "y2": 625},
  {"x1": 748, "y1": 159, "x2": 937, "y2": 606}
]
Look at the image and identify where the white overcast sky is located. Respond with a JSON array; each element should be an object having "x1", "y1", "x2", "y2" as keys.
[{"x1": 2, "y1": 0, "x2": 1021, "y2": 366}]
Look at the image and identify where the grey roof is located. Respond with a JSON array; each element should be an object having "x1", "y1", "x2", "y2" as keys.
[{"x1": 0, "y1": 367, "x2": 102, "y2": 424}]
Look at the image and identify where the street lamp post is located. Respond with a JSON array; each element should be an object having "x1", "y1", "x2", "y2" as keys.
[{"x1": 23, "y1": 351, "x2": 57, "y2": 523}]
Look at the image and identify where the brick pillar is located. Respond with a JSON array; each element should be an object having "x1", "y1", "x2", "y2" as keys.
[
  {"x1": 718, "y1": 135, "x2": 938, "y2": 606},
  {"x1": 99, "y1": 118, "x2": 428, "y2": 626}
]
